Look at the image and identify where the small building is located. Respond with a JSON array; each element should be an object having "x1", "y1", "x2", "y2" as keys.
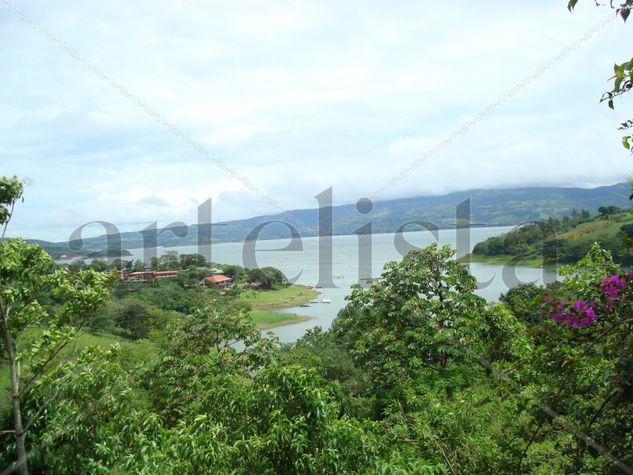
[
  {"x1": 204, "y1": 274, "x2": 232, "y2": 290},
  {"x1": 124, "y1": 270, "x2": 181, "y2": 283},
  {"x1": 126, "y1": 271, "x2": 157, "y2": 283}
]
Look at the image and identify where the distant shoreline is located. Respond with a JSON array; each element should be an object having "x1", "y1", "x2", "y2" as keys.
[
  {"x1": 241, "y1": 284, "x2": 320, "y2": 330},
  {"x1": 121, "y1": 224, "x2": 513, "y2": 251},
  {"x1": 461, "y1": 253, "x2": 551, "y2": 269}
]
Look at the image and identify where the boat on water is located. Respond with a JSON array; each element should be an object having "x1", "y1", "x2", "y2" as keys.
[
  {"x1": 321, "y1": 298, "x2": 332, "y2": 303},
  {"x1": 309, "y1": 299, "x2": 319, "y2": 304},
  {"x1": 300, "y1": 303, "x2": 311, "y2": 308}
]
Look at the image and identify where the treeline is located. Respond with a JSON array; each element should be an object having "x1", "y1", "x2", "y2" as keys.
[
  {"x1": 79, "y1": 251, "x2": 288, "y2": 340},
  {"x1": 69, "y1": 250, "x2": 287, "y2": 289},
  {"x1": 472, "y1": 206, "x2": 633, "y2": 264}
]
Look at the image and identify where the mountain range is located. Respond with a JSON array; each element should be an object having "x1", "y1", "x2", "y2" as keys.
[{"x1": 29, "y1": 183, "x2": 633, "y2": 258}]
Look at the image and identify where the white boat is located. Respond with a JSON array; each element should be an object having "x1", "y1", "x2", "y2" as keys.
[
  {"x1": 309, "y1": 299, "x2": 319, "y2": 304},
  {"x1": 321, "y1": 298, "x2": 332, "y2": 303}
]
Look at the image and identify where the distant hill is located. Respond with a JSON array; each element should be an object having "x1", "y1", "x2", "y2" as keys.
[
  {"x1": 471, "y1": 206, "x2": 633, "y2": 266},
  {"x1": 29, "y1": 183, "x2": 633, "y2": 258}
]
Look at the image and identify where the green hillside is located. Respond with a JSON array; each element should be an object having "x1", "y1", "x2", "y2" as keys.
[{"x1": 471, "y1": 207, "x2": 633, "y2": 266}]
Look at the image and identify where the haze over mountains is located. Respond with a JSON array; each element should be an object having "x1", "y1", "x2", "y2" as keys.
[{"x1": 31, "y1": 183, "x2": 632, "y2": 257}]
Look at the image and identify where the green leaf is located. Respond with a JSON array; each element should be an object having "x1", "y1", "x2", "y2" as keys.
[
  {"x1": 615, "y1": 63, "x2": 623, "y2": 77},
  {"x1": 615, "y1": 76, "x2": 624, "y2": 92}
]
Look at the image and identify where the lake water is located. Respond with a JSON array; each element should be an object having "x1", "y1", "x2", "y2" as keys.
[{"x1": 119, "y1": 226, "x2": 557, "y2": 343}]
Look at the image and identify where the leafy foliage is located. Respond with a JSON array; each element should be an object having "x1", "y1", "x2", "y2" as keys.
[
  {"x1": 334, "y1": 244, "x2": 510, "y2": 399},
  {"x1": 3, "y1": 172, "x2": 633, "y2": 474},
  {"x1": 0, "y1": 176, "x2": 23, "y2": 237},
  {"x1": 473, "y1": 208, "x2": 633, "y2": 264}
]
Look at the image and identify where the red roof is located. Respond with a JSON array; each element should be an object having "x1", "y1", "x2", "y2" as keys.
[{"x1": 204, "y1": 275, "x2": 232, "y2": 282}]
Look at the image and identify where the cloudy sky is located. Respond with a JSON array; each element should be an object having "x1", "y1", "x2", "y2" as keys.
[{"x1": 2, "y1": 0, "x2": 633, "y2": 241}]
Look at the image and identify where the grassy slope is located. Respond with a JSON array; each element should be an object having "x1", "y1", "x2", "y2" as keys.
[
  {"x1": 239, "y1": 284, "x2": 319, "y2": 329},
  {"x1": 555, "y1": 212, "x2": 633, "y2": 245},
  {"x1": 249, "y1": 309, "x2": 309, "y2": 329},
  {"x1": 238, "y1": 284, "x2": 319, "y2": 309},
  {"x1": 2, "y1": 285, "x2": 318, "y2": 410},
  {"x1": 1, "y1": 331, "x2": 157, "y2": 414},
  {"x1": 471, "y1": 212, "x2": 633, "y2": 266},
  {"x1": 462, "y1": 254, "x2": 545, "y2": 268}
]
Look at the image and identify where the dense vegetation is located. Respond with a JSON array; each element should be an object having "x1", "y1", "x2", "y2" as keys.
[
  {"x1": 3, "y1": 3, "x2": 633, "y2": 472},
  {"x1": 2, "y1": 176, "x2": 633, "y2": 473},
  {"x1": 81, "y1": 253, "x2": 308, "y2": 334},
  {"x1": 471, "y1": 207, "x2": 633, "y2": 266}
]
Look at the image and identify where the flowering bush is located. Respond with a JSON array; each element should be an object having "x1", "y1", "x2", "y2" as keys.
[
  {"x1": 544, "y1": 297, "x2": 596, "y2": 328},
  {"x1": 542, "y1": 244, "x2": 631, "y2": 329},
  {"x1": 600, "y1": 274, "x2": 626, "y2": 299}
]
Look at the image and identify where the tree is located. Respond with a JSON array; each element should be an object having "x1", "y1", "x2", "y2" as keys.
[
  {"x1": 179, "y1": 253, "x2": 207, "y2": 269},
  {"x1": 132, "y1": 259, "x2": 145, "y2": 271},
  {"x1": 0, "y1": 177, "x2": 113, "y2": 474},
  {"x1": 67, "y1": 259, "x2": 86, "y2": 273},
  {"x1": 598, "y1": 205, "x2": 620, "y2": 217},
  {"x1": 332, "y1": 244, "x2": 490, "y2": 394},
  {"x1": 88, "y1": 259, "x2": 108, "y2": 272},
  {"x1": 158, "y1": 250, "x2": 179, "y2": 270},
  {"x1": 111, "y1": 299, "x2": 161, "y2": 339},
  {"x1": 522, "y1": 244, "x2": 633, "y2": 471},
  {"x1": 261, "y1": 266, "x2": 287, "y2": 286},
  {"x1": 218, "y1": 264, "x2": 247, "y2": 280},
  {"x1": 149, "y1": 256, "x2": 159, "y2": 270},
  {"x1": 500, "y1": 283, "x2": 544, "y2": 327},
  {"x1": 246, "y1": 266, "x2": 287, "y2": 289},
  {"x1": 0, "y1": 176, "x2": 24, "y2": 239},
  {"x1": 143, "y1": 303, "x2": 278, "y2": 423}
]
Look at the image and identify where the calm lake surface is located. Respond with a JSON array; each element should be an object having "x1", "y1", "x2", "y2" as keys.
[{"x1": 121, "y1": 226, "x2": 557, "y2": 343}]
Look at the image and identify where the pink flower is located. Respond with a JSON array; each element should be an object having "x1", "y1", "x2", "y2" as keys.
[
  {"x1": 550, "y1": 299, "x2": 596, "y2": 328},
  {"x1": 600, "y1": 275, "x2": 626, "y2": 299}
]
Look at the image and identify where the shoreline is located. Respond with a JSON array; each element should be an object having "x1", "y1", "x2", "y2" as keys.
[
  {"x1": 257, "y1": 314, "x2": 314, "y2": 330},
  {"x1": 47, "y1": 224, "x2": 513, "y2": 253},
  {"x1": 461, "y1": 253, "x2": 553, "y2": 269},
  {"x1": 244, "y1": 284, "x2": 320, "y2": 329}
]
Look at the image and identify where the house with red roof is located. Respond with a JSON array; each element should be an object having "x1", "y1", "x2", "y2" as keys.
[{"x1": 203, "y1": 274, "x2": 232, "y2": 290}]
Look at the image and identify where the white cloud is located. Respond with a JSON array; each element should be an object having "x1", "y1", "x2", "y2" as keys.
[{"x1": 1, "y1": 0, "x2": 633, "y2": 240}]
